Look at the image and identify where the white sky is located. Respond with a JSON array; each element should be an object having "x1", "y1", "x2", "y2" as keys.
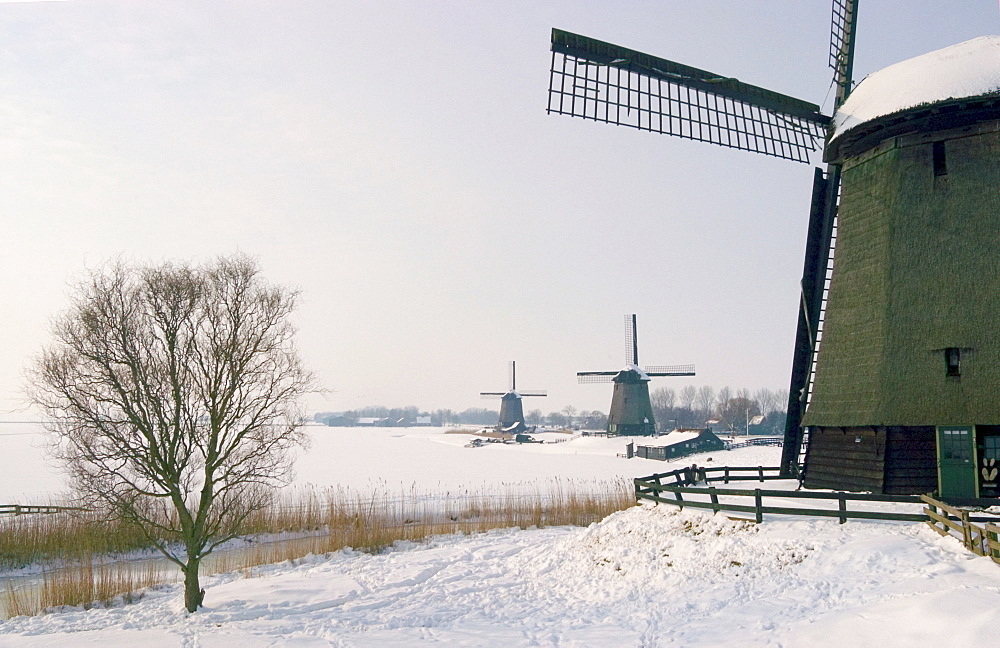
[{"x1": 1, "y1": 1, "x2": 997, "y2": 417}]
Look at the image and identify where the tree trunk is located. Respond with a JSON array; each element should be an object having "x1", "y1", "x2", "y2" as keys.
[{"x1": 183, "y1": 557, "x2": 204, "y2": 612}]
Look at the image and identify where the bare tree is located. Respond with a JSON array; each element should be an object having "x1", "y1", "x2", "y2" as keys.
[
  {"x1": 650, "y1": 387, "x2": 677, "y2": 431},
  {"x1": 696, "y1": 385, "x2": 716, "y2": 422},
  {"x1": 754, "y1": 388, "x2": 781, "y2": 415},
  {"x1": 28, "y1": 256, "x2": 316, "y2": 612},
  {"x1": 679, "y1": 385, "x2": 697, "y2": 411},
  {"x1": 719, "y1": 396, "x2": 761, "y2": 432},
  {"x1": 562, "y1": 405, "x2": 578, "y2": 428},
  {"x1": 714, "y1": 386, "x2": 732, "y2": 416},
  {"x1": 650, "y1": 387, "x2": 676, "y2": 411}
]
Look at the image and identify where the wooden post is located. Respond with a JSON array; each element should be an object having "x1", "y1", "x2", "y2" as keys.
[
  {"x1": 724, "y1": 467, "x2": 730, "y2": 484},
  {"x1": 710, "y1": 487, "x2": 720, "y2": 514},
  {"x1": 674, "y1": 489, "x2": 684, "y2": 510},
  {"x1": 758, "y1": 466, "x2": 764, "y2": 483},
  {"x1": 838, "y1": 496, "x2": 847, "y2": 524},
  {"x1": 754, "y1": 489, "x2": 762, "y2": 523},
  {"x1": 961, "y1": 510, "x2": 972, "y2": 553},
  {"x1": 987, "y1": 524, "x2": 1000, "y2": 563}
]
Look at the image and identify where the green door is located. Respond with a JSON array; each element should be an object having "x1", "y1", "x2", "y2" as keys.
[{"x1": 937, "y1": 426, "x2": 977, "y2": 499}]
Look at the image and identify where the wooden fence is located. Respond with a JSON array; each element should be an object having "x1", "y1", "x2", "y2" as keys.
[
  {"x1": 922, "y1": 494, "x2": 1000, "y2": 562},
  {"x1": 723, "y1": 437, "x2": 783, "y2": 450},
  {"x1": 0, "y1": 504, "x2": 88, "y2": 516},
  {"x1": 635, "y1": 465, "x2": 927, "y2": 524}
]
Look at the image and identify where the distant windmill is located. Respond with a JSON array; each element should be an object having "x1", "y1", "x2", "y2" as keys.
[
  {"x1": 480, "y1": 361, "x2": 546, "y2": 434},
  {"x1": 578, "y1": 315, "x2": 694, "y2": 436}
]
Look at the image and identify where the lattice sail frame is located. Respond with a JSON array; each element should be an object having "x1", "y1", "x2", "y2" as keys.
[
  {"x1": 829, "y1": 0, "x2": 859, "y2": 97},
  {"x1": 644, "y1": 365, "x2": 696, "y2": 377},
  {"x1": 548, "y1": 29, "x2": 830, "y2": 163}
]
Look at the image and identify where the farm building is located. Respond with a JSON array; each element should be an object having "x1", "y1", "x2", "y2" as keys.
[
  {"x1": 634, "y1": 429, "x2": 725, "y2": 461},
  {"x1": 801, "y1": 37, "x2": 1000, "y2": 499}
]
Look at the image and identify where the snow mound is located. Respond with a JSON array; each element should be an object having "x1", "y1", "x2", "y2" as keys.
[
  {"x1": 521, "y1": 506, "x2": 809, "y2": 604},
  {"x1": 833, "y1": 36, "x2": 1000, "y2": 138}
]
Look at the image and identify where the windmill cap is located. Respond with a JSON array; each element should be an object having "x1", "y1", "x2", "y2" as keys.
[{"x1": 828, "y1": 36, "x2": 1000, "y2": 160}]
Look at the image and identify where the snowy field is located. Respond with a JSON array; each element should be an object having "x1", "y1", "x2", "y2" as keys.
[
  {"x1": 0, "y1": 423, "x2": 766, "y2": 501},
  {"x1": 3, "y1": 423, "x2": 1000, "y2": 646}
]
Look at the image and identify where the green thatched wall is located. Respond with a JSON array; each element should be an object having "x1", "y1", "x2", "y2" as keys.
[{"x1": 804, "y1": 123, "x2": 1000, "y2": 427}]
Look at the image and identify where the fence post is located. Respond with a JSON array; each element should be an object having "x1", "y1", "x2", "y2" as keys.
[
  {"x1": 754, "y1": 489, "x2": 762, "y2": 523},
  {"x1": 710, "y1": 487, "x2": 719, "y2": 514},
  {"x1": 838, "y1": 496, "x2": 847, "y2": 524},
  {"x1": 758, "y1": 466, "x2": 764, "y2": 483},
  {"x1": 961, "y1": 510, "x2": 973, "y2": 553},
  {"x1": 724, "y1": 467, "x2": 730, "y2": 484},
  {"x1": 988, "y1": 525, "x2": 1000, "y2": 563},
  {"x1": 674, "y1": 488, "x2": 684, "y2": 510}
]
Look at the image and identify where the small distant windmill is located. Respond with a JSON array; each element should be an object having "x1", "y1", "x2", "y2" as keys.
[
  {"x1": 579, "y1": 315, "x2": 694, "y2": 436},
  {"x1": 480, "y1": 361, "x2": 546, "y2": 434}
]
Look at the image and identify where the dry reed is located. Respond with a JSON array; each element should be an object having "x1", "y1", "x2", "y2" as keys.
[
  {"x1": 4, "y1": 560, "x2": 165, "y2": 617},
  {"x1": 2, "y1": 477, "x2": 635, "y2": 616}
]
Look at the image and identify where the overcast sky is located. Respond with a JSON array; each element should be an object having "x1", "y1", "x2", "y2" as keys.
[{"x1": 1, "y1": 1, "x2": 997, "y2": 418}]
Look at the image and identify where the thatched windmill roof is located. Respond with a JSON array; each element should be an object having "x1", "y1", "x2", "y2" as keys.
[{"x1": 828, "y1": 37, "x2": 1000, "y2": 160}]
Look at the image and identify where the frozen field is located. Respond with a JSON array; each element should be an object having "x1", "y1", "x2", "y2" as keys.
[
  {"x1": 3, "y1": 422, "x2": 1000, "y2": 646},
  {"x1": 0, "y1": 423, "x2": 772, "y2": 501}
]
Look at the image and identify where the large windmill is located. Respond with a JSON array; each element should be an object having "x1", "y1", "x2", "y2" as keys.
[
  {"x1": 480, "y1": 361, "x2": 546, "y2": 434},
  {"x1": 578, "y1": 314, "x2": 694, "y2": 436},
  {"x1": 547, "y1": 2, "x2": 1000, "y2": 497}
]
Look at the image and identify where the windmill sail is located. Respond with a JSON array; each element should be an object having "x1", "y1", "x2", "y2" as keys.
[
  {"x1": 829, "y1": 0, "x2": 859, "y2": 102},
  {"x1": 644, "y1": 365, "x2": 696, "y2": 377},
  {"x1": 577, "y1": 372, "x2": 619, "y2": 384},
  {"x1": 780, "y1": 0, "x2": 858, "y2": 475},
  {"x1": 548, "y1": 28, "x2": 830, "y2": 162},
  {"x1": 624, "y1": 313, "x2": 638, "y2": 366}
]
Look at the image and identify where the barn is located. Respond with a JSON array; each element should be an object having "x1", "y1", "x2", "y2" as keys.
[
  {"x1": 801, "y1": 37, "x2": 1000, "y2": 498},
  {"x1": 635, "y1": 429, "x2": 725, "y2": 461}
]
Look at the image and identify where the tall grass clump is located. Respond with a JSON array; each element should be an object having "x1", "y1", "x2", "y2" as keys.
[
  {"x1": 202, "y1": 477, "x2": 636, "y2": 574},
  {"x1": 1, "y1": 476, "x2": 637, "y2": 614},
  {"x1": 3, "y1": 560, "x2": 165, "y2": 618},
  {"x1": 0, "y1": 511, "x2": 158, "y2": 570}
]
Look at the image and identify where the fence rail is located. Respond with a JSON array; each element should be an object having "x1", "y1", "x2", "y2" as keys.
[
  {"x1": 635, "y1": 465, "x2": 927, "y2": 524},
  {"x1": 922, "y1": 494, "x2": 1000, "y2": 561},
  {"x1": 0, "y1": 505, "x2": 88, "y2": 516},
  {"x1": 723, "y1": 437, "x2": 783, "y2": 450}
]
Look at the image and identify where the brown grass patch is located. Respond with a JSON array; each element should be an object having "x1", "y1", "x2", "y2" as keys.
[{"x1": 1, "y1": 477, "x2": 635, "y2": 616}]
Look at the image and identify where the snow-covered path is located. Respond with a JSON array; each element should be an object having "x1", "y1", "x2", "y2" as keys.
[{"x1": 4, "y1": 504, "x2": 1000, "y2": 647}]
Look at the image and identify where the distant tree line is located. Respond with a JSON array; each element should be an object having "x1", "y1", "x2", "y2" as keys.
[
  {"x1": 313, "y1": 385, "x2": 786, "y2": 433},
  {"x1": 650, "y1": 385, "x2": 788, "y2": 434}
]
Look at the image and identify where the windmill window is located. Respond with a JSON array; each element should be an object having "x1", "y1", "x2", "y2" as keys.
[
  {"x1": 945, "y1": 347, "x2": 961, "y2": 377},
  {"x1": 932, "y1": 141, "x2": 947, "y2": 176}
]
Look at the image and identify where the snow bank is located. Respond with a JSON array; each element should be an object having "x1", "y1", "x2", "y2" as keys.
[
  {"x1": 833, "y1": 36, "x2": 1000, "y2": 138},
  {"x1": 4, "y1": 505, "x2": 1000, "y2": 646}
]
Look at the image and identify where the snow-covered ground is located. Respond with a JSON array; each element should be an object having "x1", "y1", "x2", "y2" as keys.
[
  {"x1": 3, "y1": 422, "x2": 1000, "y2": 646},
  {"x1": 0, "y1": 423, "x2": 768, "y2": 501},
  {"x1": 3, "y1": 504, "x2": 1000, "y2": 646}
]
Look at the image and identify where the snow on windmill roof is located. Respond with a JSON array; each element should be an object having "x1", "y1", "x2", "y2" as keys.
[
  {"x1": 832, "y1": 36, "x2": 1000, "y2": 140},
  {"x1": 625, "y1": 364, "x2": 651, "y2": 381}
]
